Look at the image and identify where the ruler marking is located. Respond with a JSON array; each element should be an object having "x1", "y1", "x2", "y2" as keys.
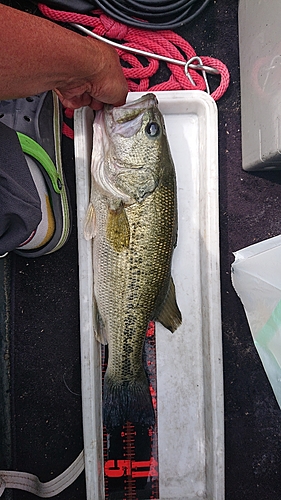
[{"x1": 103, "y1": 323, "x2": 159, "y2": 499}]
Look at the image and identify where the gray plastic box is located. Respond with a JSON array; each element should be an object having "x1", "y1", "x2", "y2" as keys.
[{"x1": 239, "y1": 0, "x2": 281, "y2": 170}]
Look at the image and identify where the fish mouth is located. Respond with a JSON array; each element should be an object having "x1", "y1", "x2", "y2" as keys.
[
  {"x1": 105, "y1": 93, "x2": 158, "y2": 138},
  {"x1": 111, "y1": 93, "x2": 158, "y2": 121}
]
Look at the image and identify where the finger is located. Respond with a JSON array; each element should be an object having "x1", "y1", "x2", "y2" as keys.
[
  {"x1": 87, "y1": 97, "x2": 104, "y2": 110},
  {"x1": 94, "y1": 80, "x2": 128, "y2": 107},
  {"x1": 55, "y1": 90, "x2": 92, "y2": 110}
]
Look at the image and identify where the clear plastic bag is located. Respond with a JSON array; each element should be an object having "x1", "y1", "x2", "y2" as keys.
[{"x1": 232, "y1": 234, "x2": 281, "y2": 407}]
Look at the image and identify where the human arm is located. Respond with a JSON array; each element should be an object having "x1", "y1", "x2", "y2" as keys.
[{"x1": 0, "y1": 4, "x2": 128, "y2": 109}]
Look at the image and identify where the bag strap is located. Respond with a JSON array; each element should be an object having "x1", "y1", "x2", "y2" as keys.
[{"x1": 0, "y1": 450, "x2": 84, "y2": 498}]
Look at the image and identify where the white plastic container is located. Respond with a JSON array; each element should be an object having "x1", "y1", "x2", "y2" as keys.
[{"x1": 74, "y1": 90, "x2": 224, "y2": 500}]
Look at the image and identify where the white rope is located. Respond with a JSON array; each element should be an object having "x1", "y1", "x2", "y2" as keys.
[{"x1": 0, "y1": 450, "x2": 84, "y2": 498}]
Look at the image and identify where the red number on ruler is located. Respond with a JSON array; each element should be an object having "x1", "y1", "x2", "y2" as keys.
[{"x1": 105, "y1": 458, "x2": 158, "y2": 478}]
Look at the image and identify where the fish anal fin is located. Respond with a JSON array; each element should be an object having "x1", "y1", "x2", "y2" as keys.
[
  {"x1": 84, "y1": 202, "x2": 96, "y2": 240},
  {"x1": 156, "y1": 278, "x2": 182, "y2": 333},
  {"x1": 106, "y1": 206, "x2": 130, "y2": 252},
  {"x1": 94, "y1": 322, "x2": 108, "y2": 345}
]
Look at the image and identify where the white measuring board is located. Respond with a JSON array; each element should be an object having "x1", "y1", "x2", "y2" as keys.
[{"x1": 74, "y1": 90, "x2": 224, "y2": 500}]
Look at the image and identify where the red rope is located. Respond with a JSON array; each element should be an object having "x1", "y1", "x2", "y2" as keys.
[
  {"x1": 62, "y1": 107, "x2": 75, "y2": 139},
  {"x1": 38, "y1": 3, "x2": 230, "y2": 101}
]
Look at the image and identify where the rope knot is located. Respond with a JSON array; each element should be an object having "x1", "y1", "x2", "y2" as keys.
[{"x1": 100, "y1": 14, "x2": 129, "y2": 40}]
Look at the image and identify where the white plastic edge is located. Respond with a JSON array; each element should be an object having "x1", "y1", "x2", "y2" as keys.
[{"x1": 74, "y1": 106, "x2": 105, "y2": 500}]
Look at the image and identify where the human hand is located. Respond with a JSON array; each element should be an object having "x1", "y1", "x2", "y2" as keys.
[
  {"x1": 55, "y1": 38, "x2": 128, "y2": 110},
  {"x1": 0, "y1": 6, "x2": 128, "y2": 105}
]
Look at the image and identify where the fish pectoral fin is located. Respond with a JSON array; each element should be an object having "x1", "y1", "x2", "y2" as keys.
[
  {"x1": 106, "y1": 205, "x2": 130, "y2": 252},
  {"x1": 156, "y1": 277, "x2": 182, "y2": 333},
  {"x1": 84, "y1": 202, "x2": 97, "y2": 240}
]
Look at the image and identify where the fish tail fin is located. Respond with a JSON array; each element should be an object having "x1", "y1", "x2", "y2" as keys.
[{"x1": 103, "y1": 371, "x2": 155, "y2": 431}]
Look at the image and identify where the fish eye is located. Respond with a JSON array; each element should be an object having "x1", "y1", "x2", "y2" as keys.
[{"x1": 145, "y1": 121, "x2": 160, "y2": 138}]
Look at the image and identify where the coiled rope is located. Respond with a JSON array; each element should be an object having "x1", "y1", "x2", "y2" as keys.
[
  {"x1": 38, "y1": 3, "x2": 230, "y2": 138},
  {"x1": 86, "y1": 0, "x2": 212, "y2": 30}
]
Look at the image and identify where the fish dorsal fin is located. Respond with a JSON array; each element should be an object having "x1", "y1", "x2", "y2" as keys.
[
  {"x1": 84, "y1": 202, "x2": 96, "y2": 240},
  {"x1": 156, "y1": 277, "x2": 182, "y2": 333},
  {"x1": 106, "y1": 205, "x2": 130, "y2": 252}
]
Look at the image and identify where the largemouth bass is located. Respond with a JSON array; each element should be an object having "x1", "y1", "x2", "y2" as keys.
[{"x1": 84, "y1": 93, "x2": 182, "y2": 430}]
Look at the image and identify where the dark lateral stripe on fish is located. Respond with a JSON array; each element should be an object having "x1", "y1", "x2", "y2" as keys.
[{"x1": 103, "y1": 374, "x2": 155, "y2": 431}]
